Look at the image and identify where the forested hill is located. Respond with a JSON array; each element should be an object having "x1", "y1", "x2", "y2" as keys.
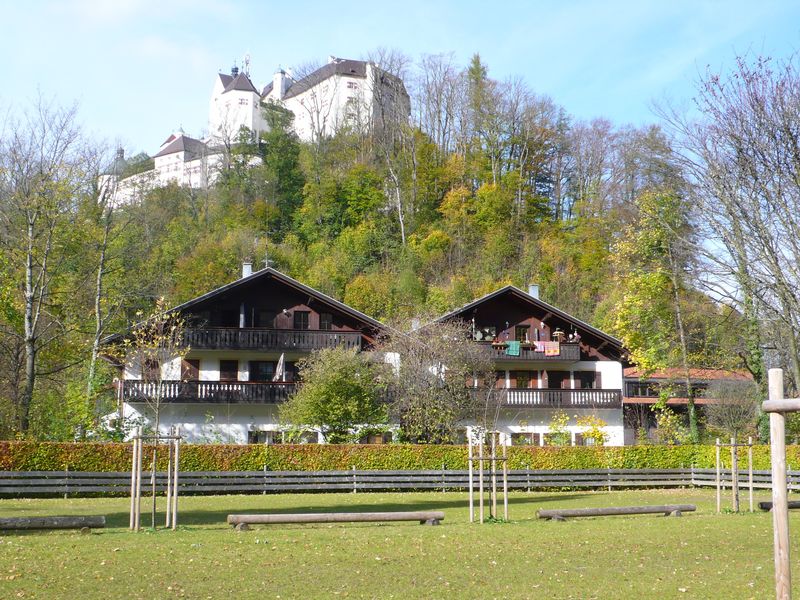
[{"x1": 0, "y1": 53, "x2": 760, "y2": 438}]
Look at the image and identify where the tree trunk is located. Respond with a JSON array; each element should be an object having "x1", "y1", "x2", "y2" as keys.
[
  {"x1": 86, "y1": 214, "x2": 112, "y2": 431},
  {"x1": 668, "y1": 246, "x2": 698, "y2": 442}
]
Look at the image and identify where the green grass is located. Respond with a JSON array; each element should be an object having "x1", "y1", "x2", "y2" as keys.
[{"x1": 0, "y1": 488, "x2": 792, "y2": 599}]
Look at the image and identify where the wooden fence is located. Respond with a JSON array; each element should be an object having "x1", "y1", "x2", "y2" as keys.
[{"x1": 2, "y1": 468, "x2": 800, "y2": 497}]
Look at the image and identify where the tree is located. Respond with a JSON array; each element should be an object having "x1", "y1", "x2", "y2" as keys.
[
  {"x1": 0, "y1": 101, "x2": 87, "y2": 433},
  {"x1": 704, "y1": 380, "x2": 759, "y2": 442},
  {"x1": 606, "y1": 189, "x2": 702, "y2": 441},
  {"x1": 378, "y1": 319, "x2": 500, "y2": 443},
  {"x1": 279, "y1": 346, "x2": 387, "y2": 443},
  {"x1": 111, "y1": 297, "x2": 189, "y2": 528}
]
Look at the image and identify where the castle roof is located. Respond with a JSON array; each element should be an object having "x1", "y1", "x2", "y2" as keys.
[
  {"x1": 154, "y1": 134, "x2": 207, "y2": 159},
  {"x1": 222, "y1": 72, "x2": 258, "y2": 94},
  {"x1": 263, "y1": 58, "x2": 368, "y2": 100}
]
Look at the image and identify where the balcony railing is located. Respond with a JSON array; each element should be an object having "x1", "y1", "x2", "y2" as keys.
[
  {"x1": 486, "y1": 342, "x2": 581, "y2": 362},
  {"x1": 501, "y1": 388, "x2": 621, "y2": 409},
  {"x1": 182, "y1": 328, "x2": 362, "y2": 352},
  {"x1": 120, "y1": 380, "x2": 296, "y2": 404}
]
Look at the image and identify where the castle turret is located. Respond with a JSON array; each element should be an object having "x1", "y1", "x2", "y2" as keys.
[{"x1": 273, "y1": 69, "x2": 289, "y2": 100}]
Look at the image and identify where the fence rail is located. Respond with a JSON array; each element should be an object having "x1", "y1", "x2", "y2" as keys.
[{"x1": 2, "y1": 468, "x2": 799, "y2": 497}]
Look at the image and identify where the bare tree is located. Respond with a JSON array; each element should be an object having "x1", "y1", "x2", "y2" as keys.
[
  {"x1": 111, "y1": 297, "x2": 189, "y2": 528},
  {"x1": 0, "y1": 100, "x2": 87, "y2": 433},
  {"x1": 377, "y1": 319, "x2": 502, "y2": 443},
  {"x1": 704, "y1": 380, "x2": 759, "y2": 442},
  {"x1": 661, "y1": 53, "x2": 800, "y2": 391}
]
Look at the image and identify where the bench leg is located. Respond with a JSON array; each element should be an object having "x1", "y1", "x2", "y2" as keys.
[
  {"x1": 235, "y1": 522, "x2": 250, "y2": 531},
  {"x1": 421, "y1": 519, "x2": 440, "y2": 525},
  {"x1": 669, "y1": 510, "x2": 682, "y2": 517}
]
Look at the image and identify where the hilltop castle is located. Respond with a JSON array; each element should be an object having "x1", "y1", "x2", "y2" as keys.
[{"x1": 105, "y1": 56, "x2": 410, "y2": 202}]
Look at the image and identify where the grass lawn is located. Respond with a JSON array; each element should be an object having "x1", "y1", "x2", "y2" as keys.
[{"x1": 0, "y1": 488, "x2": 792, "y2": 599}]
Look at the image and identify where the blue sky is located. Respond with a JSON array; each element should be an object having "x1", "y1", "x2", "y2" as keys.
[{"x1": 2, "y1": 0, "x2": 799, "y2": 155}]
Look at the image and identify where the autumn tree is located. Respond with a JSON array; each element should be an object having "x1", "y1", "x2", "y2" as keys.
[{"x1": 279, "y1": 346, "x2": 388, "y2": 443}]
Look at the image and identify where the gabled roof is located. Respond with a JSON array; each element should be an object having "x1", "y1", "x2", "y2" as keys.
[
  {"x1": 154, "y1": 134, "x2": 208, "y2": 159},
  {"x1": 102, "y1": 268, "x2": 385, "y2": 346},
  {"x1": 217, "y1": 73, "x2": 234, "y2": 88},
  {"x1": 279, "y1": 59, "x2": 368, "y2": 100},
  {"x1": 169, "y1": 267, "x2": 385, "y2": 330},
  {"x1": 222, "y1": 72, "x2": 258, "y2": 94},
  {"x1": 437, "y1": 285, "x2": 623, "y2": 351}
]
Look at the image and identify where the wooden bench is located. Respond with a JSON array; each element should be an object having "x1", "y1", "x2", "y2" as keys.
[
  {"x1": 537, "y1": 504, "x2": 696, "y2": 521},
  {"x1": 758, "y1": 500, "x2": 800, "y2": 511},
  {"x1": 0, "y1": 516, "x2": 106, "y2": 532},
  {"x1": 227, "y1": 511, "x2": 445, "y2": 530}
]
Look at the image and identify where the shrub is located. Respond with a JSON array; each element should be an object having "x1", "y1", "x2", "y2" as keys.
[{"x1": 0, "y1": 441, "x2": 796, "y2": 472}]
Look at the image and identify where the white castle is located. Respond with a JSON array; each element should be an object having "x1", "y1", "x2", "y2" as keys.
[{"x1": 104, "y1": 56, "x2": 410, "y2": 203}]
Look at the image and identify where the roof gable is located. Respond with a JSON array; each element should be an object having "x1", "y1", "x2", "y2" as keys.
[
  {"x1": 223, "y1": 72, "x2": 258, "y2": 94},
  {"x1": 170, "y1": 267, "x2": 384, "y2": 330},
  {"x1": 437, "y1": 285, "x2": 623, "y2": 357}
]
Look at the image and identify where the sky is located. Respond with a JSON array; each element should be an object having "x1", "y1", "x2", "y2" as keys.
[{"x1": 2, "y1": 0, "x2": 800, "y2": 156}]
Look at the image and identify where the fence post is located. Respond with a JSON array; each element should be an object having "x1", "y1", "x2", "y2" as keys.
[
  {"x1": 64, "y1": 465, "x2": 69, "y2": 500},
  {"x1": 607, "y1": 466, "x2": 611, "y2": 492},
  {"x1": 263, "y1": 464, "x2": 267, "y2": 495},
  {"x1": 715, "y1": 438, "x2": 721, "y2": 513},
  {"x1": 441, "y1": 463, "x2": 446, "y2": 493},
  {"x1": 748, "y1": 437, "x2": 754, "y2": 513},
  {"x1": 768, "y1": 368, "x2": 791, "y2": 599},
  {"x1": 352, "y1": 465, "x2": 357, "y2": 494},
  {"x1": 731, "y1": 436, "x2": 740, "y2": 513}
]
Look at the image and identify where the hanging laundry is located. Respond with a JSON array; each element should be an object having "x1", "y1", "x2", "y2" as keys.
[{"x1": 506, "y1": 340, "x2": 521, "y2": 356}]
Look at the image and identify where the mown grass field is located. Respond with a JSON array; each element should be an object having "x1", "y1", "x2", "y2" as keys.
[{"x1": 0, "y1": 488, "x2": 794, "y2": 599}]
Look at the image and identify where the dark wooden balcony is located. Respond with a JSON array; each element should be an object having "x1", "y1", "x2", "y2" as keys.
[
  {"x1": 181, "y1": 328, "x2": 362, "y2": 352},
  {"x1": 120, "y1": 380, "x2": 296, "y2": 404},
  {"x1": 486, "y1": 342, "x2": 581, "y2": 362},
  {"x1": 501, "y1": 388, "x2": 621, "y2": 409}
]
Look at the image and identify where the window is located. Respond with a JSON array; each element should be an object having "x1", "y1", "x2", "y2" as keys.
[
  {"x1": 249, "y1": 361, "x2": 275, "y2": 382},
  {"x1": 293, "y1": 310, "x2": 310, "y2": 330},
  {"x1": 238, "y1": 98, "x2": 248, "y2": 105},
  {"x1": 143, "y1": 358, "x2": 160, "y2": 380},
  {"x1": 219, "y1": 360, "x2": 239, "y2": 381},
  {"x1": 577, "y1": 371, "x2": 600, "y2": 389},
  {"x1": 319, "y1": 312, "x2": 333, "y2": 331},
  {"x1": 512, "y1": 371, "x2": 537, "y2": 389},
  {"x1": 219, "y1": 310, "x2": 239, "y2": 327},
  {"x1": 248, "y1": 431, "x2": 268, "y2": 444},
  {"x1": 511, "y1": 432, "x2": 541, "y2": 446},
  {"x1": 515, "y1": 325, "x2": 530, "y2": 343},
  {"x1": 256, "y1": 309, "x2": 276, "y2": 328},
  {"x1": 181, "y1": 359, "x2": 200, "y2": 380},
  {"x1": 347, "y1": 81, "x2": 359, "y2": 89}
]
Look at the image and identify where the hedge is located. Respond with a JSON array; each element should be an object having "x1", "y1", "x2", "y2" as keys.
[{"x1": 2, "y1": 441, "x2": 799, "y2": 472}]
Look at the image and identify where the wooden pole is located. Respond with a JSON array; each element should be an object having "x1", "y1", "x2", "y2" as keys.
[
  {"x1": 716, "y1": 438, "x2": 721, "y2": 514},
  {"x1": 165, "y1": 427, "x2": 173, "y2": 528},
  {"x1": 768, "y1": 368, "x2": 791, "y2": 600},
  {"x1": 491, "y1": 433, "x2": 497, "y2": 519},
  {"x1": 731, "y1": 436, "x2": 740, "y2": 513},
  {"x1": 502, "y1": 440, "x2": 508, "y2": 521},
  {"x1": 478, "y1": 438, "x2": 484, "y2": 524},
  {"x1": 172, "y1": 426, "x2": 180, "y2": 530},
  {"x1": 468, "y1": 439, "x2": 474, "y2": 523},
  {"x1": 135, "y1": 427, "x2": 143, "y2": 531},
  {"x1": 129, "y1": 432, "x2": 138, "y2": 530},
  {"x1": 749, "y1": 436, "x2": 754, "y2": 513}
]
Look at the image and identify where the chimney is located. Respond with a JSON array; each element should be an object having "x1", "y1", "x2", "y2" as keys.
[
  {"x1": 528, "y1": 284, "x2": 540, "y2": 299},
  {"x1": 273, "y1": 69, "x2": 288, "y2": 100},
  {"x1": 242, "y1": 261, "x2": 253, "y2": 278}
]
